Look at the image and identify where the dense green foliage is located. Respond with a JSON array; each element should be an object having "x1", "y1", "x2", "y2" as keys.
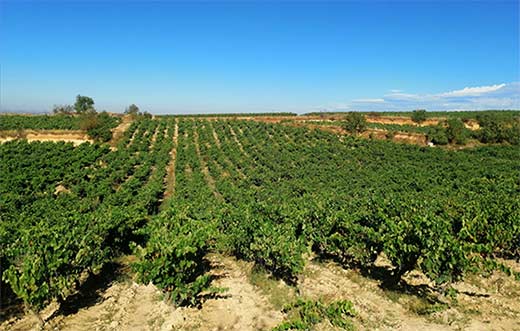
[
  {"x1": 411, "y1": 109, "x2": 427, "y2": 123},
  {"x1": 1, "y1": 116, "x2": 519, "y2": 314},
  {"x1": 80, "y1": 111, "x2": 120, "y2": 142},
  {"x1": 74, "y1": 95, "x2": 95, "y2": 114},
  {"x1": 164, "y1": 112, "x2": 297, "y2": 117},
  {"x1": 132, "y1": 207, "x2": 215, "y2": 306},
  {"x1": 1, "y1": 118, "x2": 173, "y2": 310},
  {"x1": 476, "y1": 113, "x2": 520, "y2": 144},
  {"x1": 0, "y1": 115, "x2": 83, "y2": 130},
  {"x1": 342, "y1": 112, "x2": 367, "y2": 134},
  {"x1": 0, "y1": 113, "x2": 120, "y2": 142},
  {"x1": 0, "y1": 114, "x2": 120, "y2": 135}
]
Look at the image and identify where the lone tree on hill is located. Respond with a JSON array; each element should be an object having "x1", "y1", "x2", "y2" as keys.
[
  {"x1": 125, "y1": 104, "x2": 140, "y2": 116},
  {"x1": 74, "y1": 95, "x2": 95, "y2": 114},
  {"x1": 411, "y1": 109, "x2": 427, "y2": 124},
  {"x1": 343, "y1": 112, "x2": 367, "y2": 134}
]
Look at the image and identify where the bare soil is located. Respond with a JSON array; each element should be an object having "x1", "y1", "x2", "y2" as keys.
[
  {"x1": 0, "y1": 130, "x2": 92, "y2": 146},
  {"x1": 228, "y1": 125, "x2": 249, "y2": 156},
  {"x1": 300, "y1": 257, "x2": 520, "y2": 331},
  {"x1": 1, "y1": 255, "x2": 282, "y2": 331},
  {"x1": 365, "y1": 116, "x2": 441, "y2": 126},
  {"x1": 163, "y1": 120, "x2": 179, "y2": 200},
  {"x1": 110, "y1": 115, "x2": 134, "y2": 148},
  {"x1": 2, "y1": 254, "x2": 519, "y2": 331}
]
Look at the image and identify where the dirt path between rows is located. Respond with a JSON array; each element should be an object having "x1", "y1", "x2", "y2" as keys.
[
  {"x1": 228, "y1": 125, "x2": 249, "y2": 157},
  {"x1": 110, "y1": 115, "x2": 133, "y2": 148},
  {"x1": 209, "y1": 122, "x2": 246, "y2": 179},
  {"x1": 163, "y1": 120, "x2": 179, "y2": 200},
  {"x1": 149, "y1": 125, "x2": 160, "y2": 151},
  {"x1": 172, "y1": 254, "x2": 283, "y2": 330},
  {"x1": 193, "y1": 125, "x2": 222, "y2": 200}
]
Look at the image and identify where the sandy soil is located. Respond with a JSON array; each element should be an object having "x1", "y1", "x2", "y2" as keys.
[
  {"x1": 2, "y1": 254, "x2": 519, "y2": 331},
  {"x1": 1, "y1": 255, "x2": 282, "y2": 331},
  {"x1": 463, "y1": 120, "x2": 480, "y2": 130},
  {"x1": 163, "y1": 120, "x2": 179, "y2": 200},
  {"x1": 228, "y1": 125, "x2": 249, "y2": 157},
  {"x1": 300, "y1": 257, "x2": 520, "y2": 331},
  {"x1": 0, "y1": 130, "x2": 92, "y2": 146},
  {"x1": 365, "y1": 116, "x2": 441, "y2": 126},
  {"x1": 110, "y1": 115, "x2": 134, "y2": 148}
]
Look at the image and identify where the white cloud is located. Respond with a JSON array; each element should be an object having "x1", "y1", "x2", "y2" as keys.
[
  {"x1": 323, "y1": 82, "x2": 520, "y2": 112},
  {"x1": 352, "y1": 98, "x2": 386, "y2": 103},
  {"x1": 440, "y1": 83, "x2": 506, "y2": 97}
]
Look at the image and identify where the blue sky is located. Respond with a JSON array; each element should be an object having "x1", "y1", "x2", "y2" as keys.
[{"x1": 1, "y1": 0, "x2": 519, "y2": 114}]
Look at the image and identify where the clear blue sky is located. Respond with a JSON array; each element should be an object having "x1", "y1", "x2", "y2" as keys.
[{"x1": 1, "y1": 0, "x2": 519, "y2": 114}]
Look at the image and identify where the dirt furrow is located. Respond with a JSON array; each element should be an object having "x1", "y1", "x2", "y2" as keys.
[
  {"x1": 110, "y1": 115, "x2": 133, "y2": 148},
  {"x1": 193, "y1": 126, "x2": 222, "y2": 199},
  {"x1": 170, "y1": 254, "x2": 283, "y2": 331},
  {"x1": 148, "y1": 125, "x2": 160, "y2": 151},
  {"x1": 163, "y1": 120, "x2": 179, "y2": 200},
  {"x1": 208, "y1": 122, "x2": 246, "y2": 179},
  {"x1": 126, "y1": 127, "x2": 140, "y2": 149},
  {"x1": 228, "y1": 125, "x2": 249, "y2": 157}
]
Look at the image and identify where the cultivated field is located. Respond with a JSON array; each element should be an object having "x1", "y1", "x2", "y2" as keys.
[{"x1": 1, "y1": 113, "x2": 519, "y2": 330}]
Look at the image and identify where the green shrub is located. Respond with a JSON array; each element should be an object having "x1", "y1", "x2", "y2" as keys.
[
  {"x1": 343, "y1": 112, "x2": 367, "y2": 134},
  {"x1": 273, "y1": 298, "x2": 356, "y2": 331},
  {"x1": 132, "y1": 209, "x2": 215, "y2": 306},
  {"x1": 427, "y1": 125, "x2": 448, "y2": 145},
  {"x1": 445, "y1": 118, "x2": 467, "y2": 144},
  {"x1": 411, "y1": 109, "x2": 427, "y2": 124}
]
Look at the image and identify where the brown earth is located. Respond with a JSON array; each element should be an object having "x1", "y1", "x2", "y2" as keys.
[
  {"x1": 365, "y1": 116, "x2": 441, "y2": 126},
  {"x1": 2, "y1": 255, "x2": 519, "y2": 331},
  {"x1": 282, "y1": 122, "x2": 429, "y2": 146},
  {"x1": 0, "y1": 254, "x2": 283, "y2": 331},
  {"x1": 163, "y1": 120, "x2": 179, "y2": 200},
  {"x1": 0, "y1": 130, "x2": 92, "y2": 146},
  {"x1": 110, "y1": 115, "x2": 134, "y2": 148},
  {"x1": 300, "y1": 256, "x2": 520, "y2": 331}
]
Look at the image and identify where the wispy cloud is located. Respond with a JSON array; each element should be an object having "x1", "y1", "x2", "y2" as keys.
[
  {"x1": 440, "y1": 83, "x2": 506, "y2": 97},
  {"x1": 320, "y1": 82, "x2": 520, "y2": 112},
  {"x1": 352, "y1": 98, "x2": 386, "y2": 103}
]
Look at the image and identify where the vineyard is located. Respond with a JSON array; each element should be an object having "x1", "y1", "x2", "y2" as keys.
[{"x1": 1, "y1": 115, "x2": 520, "y2": 330}]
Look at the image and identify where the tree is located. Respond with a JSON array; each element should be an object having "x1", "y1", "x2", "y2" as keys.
[
  {"x1": 343, "y1": 112, "x2": 367, "y2": 134},
  {"x1": 80, "y1": 111, "x2": 114, "y2": 142},
  {"x1": 52, "y1": 104, "x2": 74, "y2": 115},
  {"x1": 445, "y1": 118, "x2": 467, "y2": 145},
  {"x1": 74, "y1": 95, "x2": 95, "y2": 114},
  {"x1": 475, "y1": 113, "x2": 515, "y2": 144},
  {"x1": 411, "y1": 109, "x2": 427, "y2": 124},
  {"x1": 427, "y1": 125, "x2": 448, "y2": 145},
  {"x1": 125, "y1": 104, "x2": 140, "y2": 116},
  {"x1": 506, "y1": 119, "x2": 520, "y2": 145}
]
